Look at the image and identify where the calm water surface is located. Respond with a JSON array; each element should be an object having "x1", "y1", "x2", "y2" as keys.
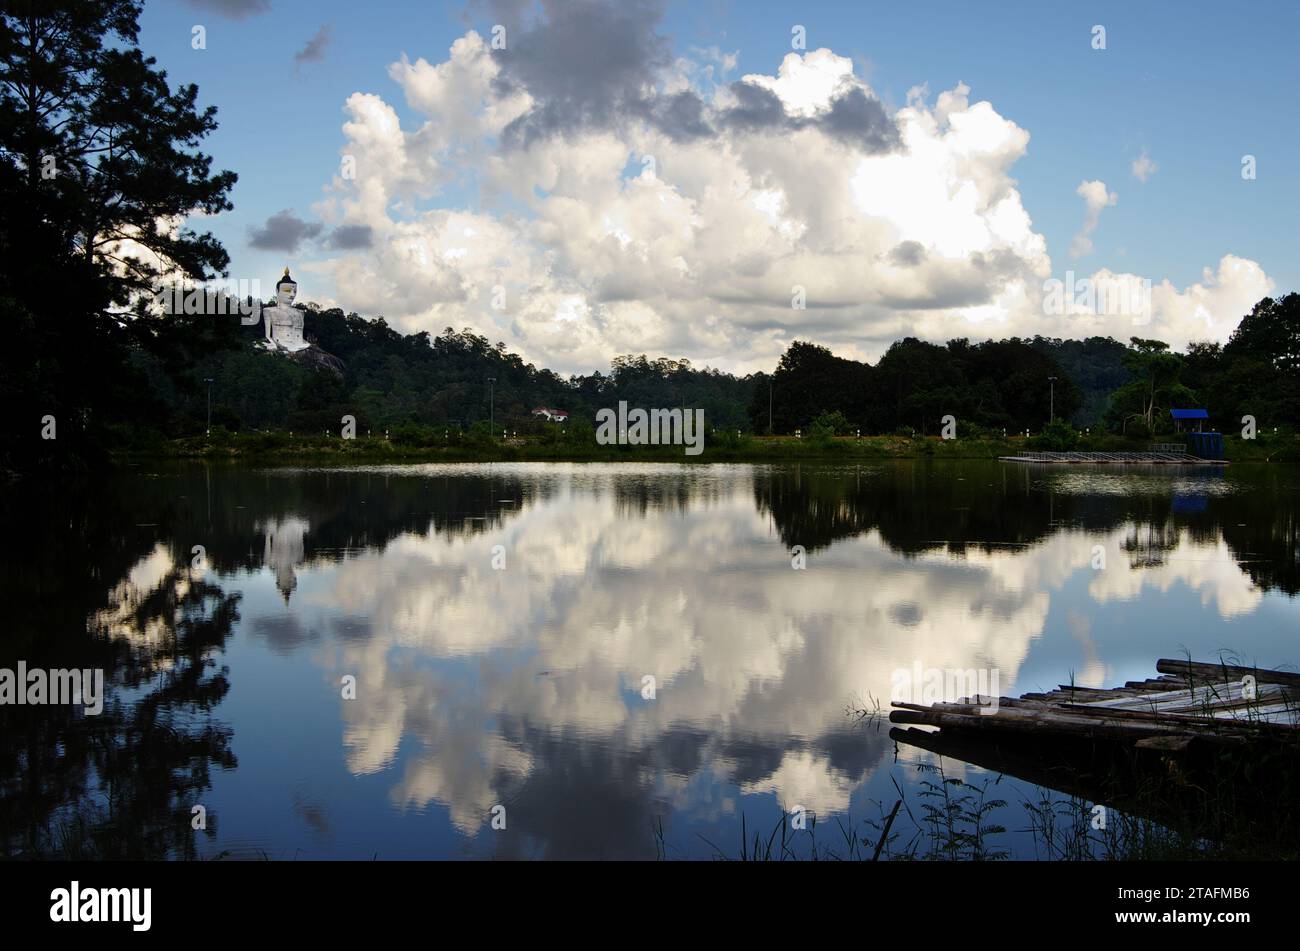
[{"x1": 3, "y1": 461, "x2": 1298, "y2": 859}]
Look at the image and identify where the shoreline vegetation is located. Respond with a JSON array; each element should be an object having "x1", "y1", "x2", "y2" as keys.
[{"x1": 115, "y1": 429, "x2": 1300, "y2": 466}]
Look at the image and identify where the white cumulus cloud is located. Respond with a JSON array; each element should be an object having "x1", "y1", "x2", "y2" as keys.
[
  {"x1": 1069, "y1": 179, "x2": 1117, "y2": 259},
  {"x1": 298, "y1": 11, "x2": 1273, "y2": 373},
  {"x1": 1131, "y1": 150, "x2": 1158, "y2": 183}
]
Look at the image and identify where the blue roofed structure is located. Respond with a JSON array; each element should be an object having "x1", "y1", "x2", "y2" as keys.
[
  {"x1": 1167, "y1": 408, "x2": 1224, "y2": 459},
  {"x1": 1170, "y1": 408, "x2": 1209, "y2": 434}
]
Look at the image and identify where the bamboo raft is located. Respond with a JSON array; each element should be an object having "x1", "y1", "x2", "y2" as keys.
[{"x1": 890, "y1": 659, "x2": 1300, "y2": 749}]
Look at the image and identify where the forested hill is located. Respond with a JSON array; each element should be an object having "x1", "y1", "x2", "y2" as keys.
[
  {"x1": 118, "y1": 292, "x2": 1299, "y2": 446},
  {"x1": 128, "y1": 305, "x2": 758, "y2": 440}
]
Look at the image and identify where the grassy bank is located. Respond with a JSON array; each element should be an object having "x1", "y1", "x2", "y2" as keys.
[{"x1": 113, "y1": 429, "x2": 1300, "y2": 465}]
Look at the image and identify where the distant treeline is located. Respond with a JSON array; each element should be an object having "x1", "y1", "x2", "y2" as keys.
[
  {"x1": 6, "y1": 281, "x2": 1300, "y2": 472},
  {"x1": 749, "y1": 300, "x2": 1299, "y2": 439},
  {"x1": 104, "y1": 292, "x2": 1298, "y2": 449},
  {"x1": 123, "y1": 309, "x2": 758, "y2": 441}
]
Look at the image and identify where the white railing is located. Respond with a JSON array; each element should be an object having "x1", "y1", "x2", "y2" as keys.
[{"x1": 1009, "y1": 450, "x2": 1200, "y2": 463}]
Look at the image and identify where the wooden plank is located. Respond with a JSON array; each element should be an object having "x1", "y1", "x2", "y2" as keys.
[
  {"x1": 1069, "y1": 680, "x2": 1263, "y2": 710},
  {"x1": 1093, "y1": 686, "x2": 1294, "y2": 719},
  {"x1": 1206, "y1": 702, "x2": 1300, "y2": 724},
  {"x1": 1126, "y1": 679, "x2": 1188, "y2": 691},
  {"x1": 1156, "y1": 659, "x2": 1300, "y2": 688},
  {"x1": 891, "y1": 697, "x2": 1297, "y2": 736},
  {"x1": 1157, "y1": 686, "x2": 1293, "y2": 715},
  {"x1": 889, "y1": 704, "x2": 1210, "y2": 739}
]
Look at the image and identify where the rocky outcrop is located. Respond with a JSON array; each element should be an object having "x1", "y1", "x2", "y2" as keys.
[{"x1": 291, "y1": 344, "x2": 345, "y2": 379}]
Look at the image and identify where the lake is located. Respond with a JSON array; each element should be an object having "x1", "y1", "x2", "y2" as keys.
[{"x1": 3, "y1": 460, "x2": 1298, "y2": 859}]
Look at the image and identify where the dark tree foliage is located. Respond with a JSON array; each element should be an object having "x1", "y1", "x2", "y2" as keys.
[
  {"x1": 870, "y1": 337, "x2": 962, "y2": 433},
  {"x1": 747, "y1": 341, "x2": 871, "y2": 434},
  {"x1": 743, "y1": 305, "x2": 1293, "y2": 438},
  {"x1": 133, "y1": 308, "x2": 758, "y2": 439},
  {"x1": 0, "y1": 0, "x2": 235, "y2": 471},
  {"x1": 105, "y1": 293, "x2": 1300, "y2": 444},
  {"x1": 948, "y1": 338, "x2": 1082, "y2": 432},
  {"x1": 590, "y1": 354, "x2": 755, "y2": 433},
  {"x1": 1102, "y1": 338, "x2": 1190, "y2": 435},
  {"x1": 1226, "y1": 293, "x2": 1300, "y2": 373},
  {"x1": 1183, "y1": 293, "x2": 1300, "y2": 431},
  {"x1": 751, "y1": 336, "x2": 1080, "y2": 435},
  {"x1": 1027, "y1": 336, "x2": 1132, "y2": 426}
]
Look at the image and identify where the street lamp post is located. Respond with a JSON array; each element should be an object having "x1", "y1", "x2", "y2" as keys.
[
  {"x1": 1047, "y1": 375, "x2": 1057, "y2": 423},
  {"x1": 487, "y1": 377, "x2": 496, "y2": 432},
  {"x1": 204, "y1": 377, "x2": 214, "y2": 436}
]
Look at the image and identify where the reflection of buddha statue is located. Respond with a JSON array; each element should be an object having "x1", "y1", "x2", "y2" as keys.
[
  {"x1": 261, "y1": 268, "x2": 310, "y2": 353},
  {"x1": 259, "y1": 515, "x2": 309, "y2": 604}
]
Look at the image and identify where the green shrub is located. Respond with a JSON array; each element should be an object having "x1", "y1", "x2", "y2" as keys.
[
  {"x1": 391, "y1": 423, "x2": 438, "y2": 447},
  {"x1": 810, "y1": 410, "x2": 854, "y2": 436},
  {"x1": 1029, "y1": 418, "x2": 1080, "y2": 451},
  {"x1": 466, "y1": 420, "x2": 498, "y2": 447},
  {"x1": 1122, "y1": 418, "x2": 1153, "y2": 439}
]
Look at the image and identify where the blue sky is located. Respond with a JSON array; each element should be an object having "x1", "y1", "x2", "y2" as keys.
[{"x1": 140, "y1": 0, "x2": 1300, "y2": 371}]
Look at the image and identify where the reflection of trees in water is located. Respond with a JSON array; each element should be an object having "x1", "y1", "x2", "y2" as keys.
[
  {"x1": 753, "y1": 462, "x2": 1300, "y2": 594},
  {"x1": 0, "y1": 480, "x2": 239, "y2": 859},
  {"x1": 754, "y1": 462, "x2": 1095, "y2": 556},
  {"x1": 1214, "y1": 478, "x2": 1300, "y2": 597},
  {"x1": 82, "y1": 568, "x2": 239, "y2": 859},
  {"x1": 610, "y1": 472, "x2": 735, "y2": 519},
  {"x1": 2, "y1": 465, "x2": 539, "y2": 857},
  {"x1": 166, "y1": 461, "x2": 1291, "y2": 598},
  {"x1": 1230, "y1": 520, "x2": 1300, "y2": 596},
  {"x1": 1121, "y1": 519, "x2": 1180, "y2": 568},
  {"x1": 124, "y1": 465, "x2": 532, "y2": 581}
]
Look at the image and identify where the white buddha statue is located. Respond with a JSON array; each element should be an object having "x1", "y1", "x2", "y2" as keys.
[{"x1": 261, "y1": 267, "x2": 310, "y2": 353}]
